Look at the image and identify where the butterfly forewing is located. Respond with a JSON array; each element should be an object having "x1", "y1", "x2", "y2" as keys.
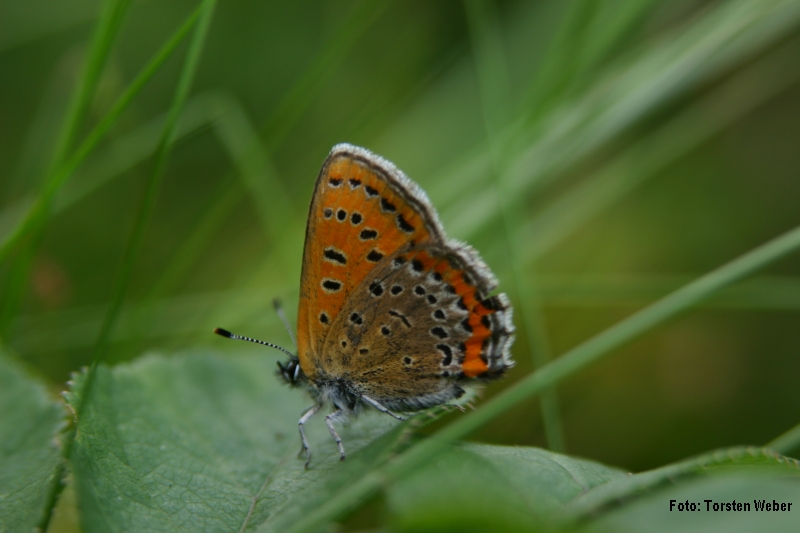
[{"x1": 297, "y1": 146, "x2": 444, "y2": 380}]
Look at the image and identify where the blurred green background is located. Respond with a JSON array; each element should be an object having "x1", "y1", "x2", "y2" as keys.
[{"x1": 1, "y1": 0, "x2": 799, "y2": 497}]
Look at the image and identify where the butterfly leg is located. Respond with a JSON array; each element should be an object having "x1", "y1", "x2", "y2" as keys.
[
  {"x1": 324, "y1": 409, "x2": 347, "y2": 461},
  {"x1": 361, "y1": 394, "x2": 406, "y2": 421},
  {"x1": 298, "y1": 403, "x2": 321, "y2": 469}
]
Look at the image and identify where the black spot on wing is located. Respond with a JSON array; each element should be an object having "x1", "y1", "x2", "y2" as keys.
[
  {"x1": 367, "y1": 250, "x2": 384, "y2": 262},
  {"x1": 360, "y1": 229, "x2": 378, "y2": 240},
  {"x1": 396, "y1": 214, "x2": 414, "y2": 233},
  {"x1": 322, "y1": 279, "x2": 342, "y2": 292},
  {"x1": 323, "y1": 247, "x2": 346, "y2": 265},
  {"x1": 436, "y1": 344, "x2": 453, "y2": 366},
  {"x1": 430, "y1": 327, "x2": 449, "y2": 339},
  {"x1": 370, "y1": 281, "x2": 384, "y2": 297},
  {"x1": 380, "y1": 198, "x2": 396, "y2": 212},
  {"x1": 389, "y1": 310, "x2": 412, "y2": 328}
]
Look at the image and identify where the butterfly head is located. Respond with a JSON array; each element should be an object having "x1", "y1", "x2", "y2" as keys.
[{"x1": 277, "y1": 356, "x2": 305, "y2": 387}]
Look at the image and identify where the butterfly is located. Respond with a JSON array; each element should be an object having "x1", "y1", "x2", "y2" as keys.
[{"x1": 216, "y1": 144, "x2": 514, "y2": 466}]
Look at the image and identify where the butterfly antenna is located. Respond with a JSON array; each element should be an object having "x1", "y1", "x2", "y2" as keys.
[
  {"x1": 214, "y1": 327, "x2": 295, "y2": 358},
  {"x1": 272, "y1": 298, "x2": 297, "y2": 350}
]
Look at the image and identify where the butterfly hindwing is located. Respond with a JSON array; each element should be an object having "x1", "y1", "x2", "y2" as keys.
[{"x1": 323, "y1": 244, "x2": 514, "y2": 410}]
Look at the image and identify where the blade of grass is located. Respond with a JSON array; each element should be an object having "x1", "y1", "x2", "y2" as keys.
[
  {"x1": 443, "y1": 0, "x2": 800, "y2": 241},
  {"x1": 48, "y1": 0, "x2": 131, "y2": 172},
  {"x1": 571, "y1": 0, "x2": 659, "y2": 79},
  {"x1": 0, "y1": 0, "x2": 131, "y2": 336},
  {"x1": 261, "y1": 0, "x2": 391, "y2": 150},
  {"x1": 136, "y1": 0, "x2": 389, "y2": 328},
  {"x1": 90, "y1": 0, "x2": 217, "y2": 371},
  {"x1": 0, "y1": 6, "x2": 204, "y2": 266},
  {"x1": 285, "y1": 221, "x2": 800, "y2": 533},
  {"x1": 464, "y1": 0, "x2": 565, "y2": 452},
  {"x1": 521, "y1": 0, "x2": 599, "y2": 122},
  {"x1": 36, "y1": 4, "x2": 215, "y2": 532},
  {"x1": 521, "y1": 33, "x2": 800, "y2": 263},
  {"x1": 766, "y1": 423, "x2": 800, "y2": 457}
]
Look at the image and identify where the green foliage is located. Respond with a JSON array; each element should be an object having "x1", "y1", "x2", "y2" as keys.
[
  {"x1": 60, "y1": 352, "x2": 800, "y2": 532},
  {"x1": 386, "y1": 443, "x2": 624, "y2": 532},
  {"x1": 64, "y1": 352, "x2": 402, "y2": 532},
  {"x1": 0, "y1": 353, "x2": 64, "y2": 532}
]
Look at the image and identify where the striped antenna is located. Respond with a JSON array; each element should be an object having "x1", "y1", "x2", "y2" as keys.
[
  {"x1": 272, "y1": 298, "x2": 298, "y2": 350},
  {"x1": 214, "y1": 327, "x2": 295, "y2": 358}
]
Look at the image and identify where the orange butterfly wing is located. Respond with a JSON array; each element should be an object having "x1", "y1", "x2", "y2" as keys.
[{"x1": 296, "y1": 145, "x2": 443, "y2": 381}]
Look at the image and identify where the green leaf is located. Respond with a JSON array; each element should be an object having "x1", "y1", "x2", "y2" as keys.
[
  {"x1": 569, "y1": 448, "x2": 800, "y2": 533},
  {"x1": 0, "y1": 352, "x2": 65, "y2": 532},
  {"x1": 385, "y1": 443, "x2": 625, "y2": 532},
  {"x1": 66, "y1": 351, "x2": 404, "y2": 533}
]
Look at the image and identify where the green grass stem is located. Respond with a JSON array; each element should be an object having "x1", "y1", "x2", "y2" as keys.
[
  {"x1": 766, "y1": 423, "x2": 800, "y2": 457},
  {"x1": 90, "y1": 0, "x2": 217, "y2": 369},
  {"x1": 465, "y1": 0, "x2": 566, "y2": 452},
  {"x1": 0, "y1": 6, "x2": 204, "y2": 266}
]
